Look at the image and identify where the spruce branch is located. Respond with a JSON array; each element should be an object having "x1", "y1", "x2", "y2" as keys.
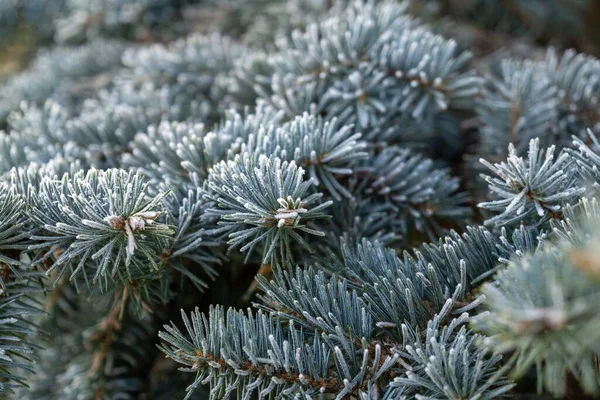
[
  {"x1": 360, "y1": 146, "x2": 471, "y2": 242},
  {"x1": 319, "y1": 235, "x2": 489, "y2": 336},
  {"x1": 552, "y1": 197, "x2": 600, "y2": 247},
  {"x1": 159, "y1": 185, "x2": 223, "y2": 292},
  {"x1": 0, "y1": 275, "x2": 45, "y2": 395},
  {"x1": 19, "y1": 300, "x2": 161, "y2": 400},
  {"x1": 473, "y1": 235, "x2": 600, "y2": 396},
  {"x1": 123, "y1": 121, "x2": 204, "y2": 185},
  {"x1": 52, "y1": 0, "x2": 181, "y2": 44},
  {"x1": 478, "y1": 138, "x2": 584, "y2": 227},
  {"x1": 159, "y1": 306, "x2": 342, "y2": 399},
  {"x1": 0, "y1": 183, "x2": 45, "y2": 395},
  {"x1": 0, "y1": 132, "x2": 31, "y2": 176},
  {"x1": 159, "y1": 305, "x2": 402, "y2": 400},
  {"x1": 28, "y1": 169, "x2": 174, "y2": 292},
  {"x1": 319, "y1": 196, "x2": 405, "y2": 255},
  {"x1": 117, "y1": 32, "x2": 249, "y2": 123},
  {"x1": 241, "y1": 114, "x2": 368, "y2": 200},
  {"x1": 545, "y1": 48, "x2": 600, "y2": 135},
  {"x1": 212, "y1": 102, "x2": 285, "y2": 160},
  {"x1": 389, "y1": 312, "x2": 514, "y2": 400},
  {"x1": 569, "y1": 128, "x2": 600, "y2": 191},
  {"x1": 477, "y1": 58, "x2": 559, "y2": 156},
  {"x1": 256, "y1": 265, "x2": 373, "y2": 339},
  {"x1": 160, "y1": 300, "x2": 513, "y2": 399},
  {"x1": 205, "y1": 153, "x2": 332, "y2": 265},
  {"x1": 476, "y1": 48, "x2": 600, "y2": 160},
  {"x1": 225, "y1": 51, "x2": 274, "y2": 111},
  {"x1": 263, "y1": 0, "x2": 480, "y2": 133}
]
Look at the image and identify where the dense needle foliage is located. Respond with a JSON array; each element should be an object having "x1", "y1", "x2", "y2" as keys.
[{"x1": 0, "y1": 0, "x2": 599, "y2": 399}]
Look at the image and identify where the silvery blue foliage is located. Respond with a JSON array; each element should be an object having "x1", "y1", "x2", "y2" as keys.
[
  {"x1": 29, "y1": 169, "x2": 173, "y2": 292},
  {"x1": 0, "y1": 132, "x2": 30, "y2": 175},
  {"x1": 248, "y1": 0, "x2": 481, "y2": 137},
  {"x1": 0, "y1": 0, "x2": 183, "y2": 46},
  {"x1": 552, "y1": 197, "x2": 600, "y2": 246},
  {"x1": 159, "y1": 306, "x2": 368, "y2": 400},
  {"x1": 494, "y1": 225, "x2": 546, "y2": 265},
  {"x1": 205, "y1": 153, "x2": 332, "y2": 265},
  {"x1": 256, "y1": 265, "x2": 373, "y2": 338},
  {"x1": 389, "y1": 312, "x2": 514, "y2": 400},
  {"x1": 0, "y1": 102, "x2": 88, "y2": 175},
  {"x1": 568, "y1": 129, "x2": 600, "y2": 190},
  {"x1": 2, "y1": 0, "x2": 600, "y2": 398},
  {"x1": 160, "y1": 185, "x2": 223, "y2": 291},
  {"x1": 322, "y1": 228, "x2": 500, "y2": 332},
  {"x1": 477, "y1": 48, "x2": 600, "y2": 158},
  {"x1": 117, "y1": 33, "x2": 249, "y2": 123},
  {"x1": 121, "y1": 105, "x2": 286, "y2": 193},
  {"x1": 318, "y1": 196, "x2": 406, "y2": 253},
  {"x1": 479, "y1": 138, "x2": 584, "y2": 227},
  {"x1": 473, "y1": 237, "x2": 600, "y2": 397},
  {"x1": 0, "y1": 40, "x2": 125, "y2": 121},
  {"x1": 477, "y1": 59, "x2": 559, "y2": 156},
  {"x1": 54, "y1": 0, "x2": 179, "y2": 43},
  {"x1": 360, "y1": 146, "x2": 471, "y2": 241},
  {"x1": 0, "y1": 183, "x2": 45, "y2": 394},
  {"x1": 123, "y1": 120, "x2": 210, "y2": 185},
  {"x1": 214, "y1": 101, "x2": 285, "y2": 158},
  {"x1": 160, "y1": 294, "x2": 514, "y2": 400},
  {"x1": 240, "y1": 114, "x2": 368, "y2": 200},
  {"x1": 12, "y1": 299, "x2": 161, "y2": 400}
]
